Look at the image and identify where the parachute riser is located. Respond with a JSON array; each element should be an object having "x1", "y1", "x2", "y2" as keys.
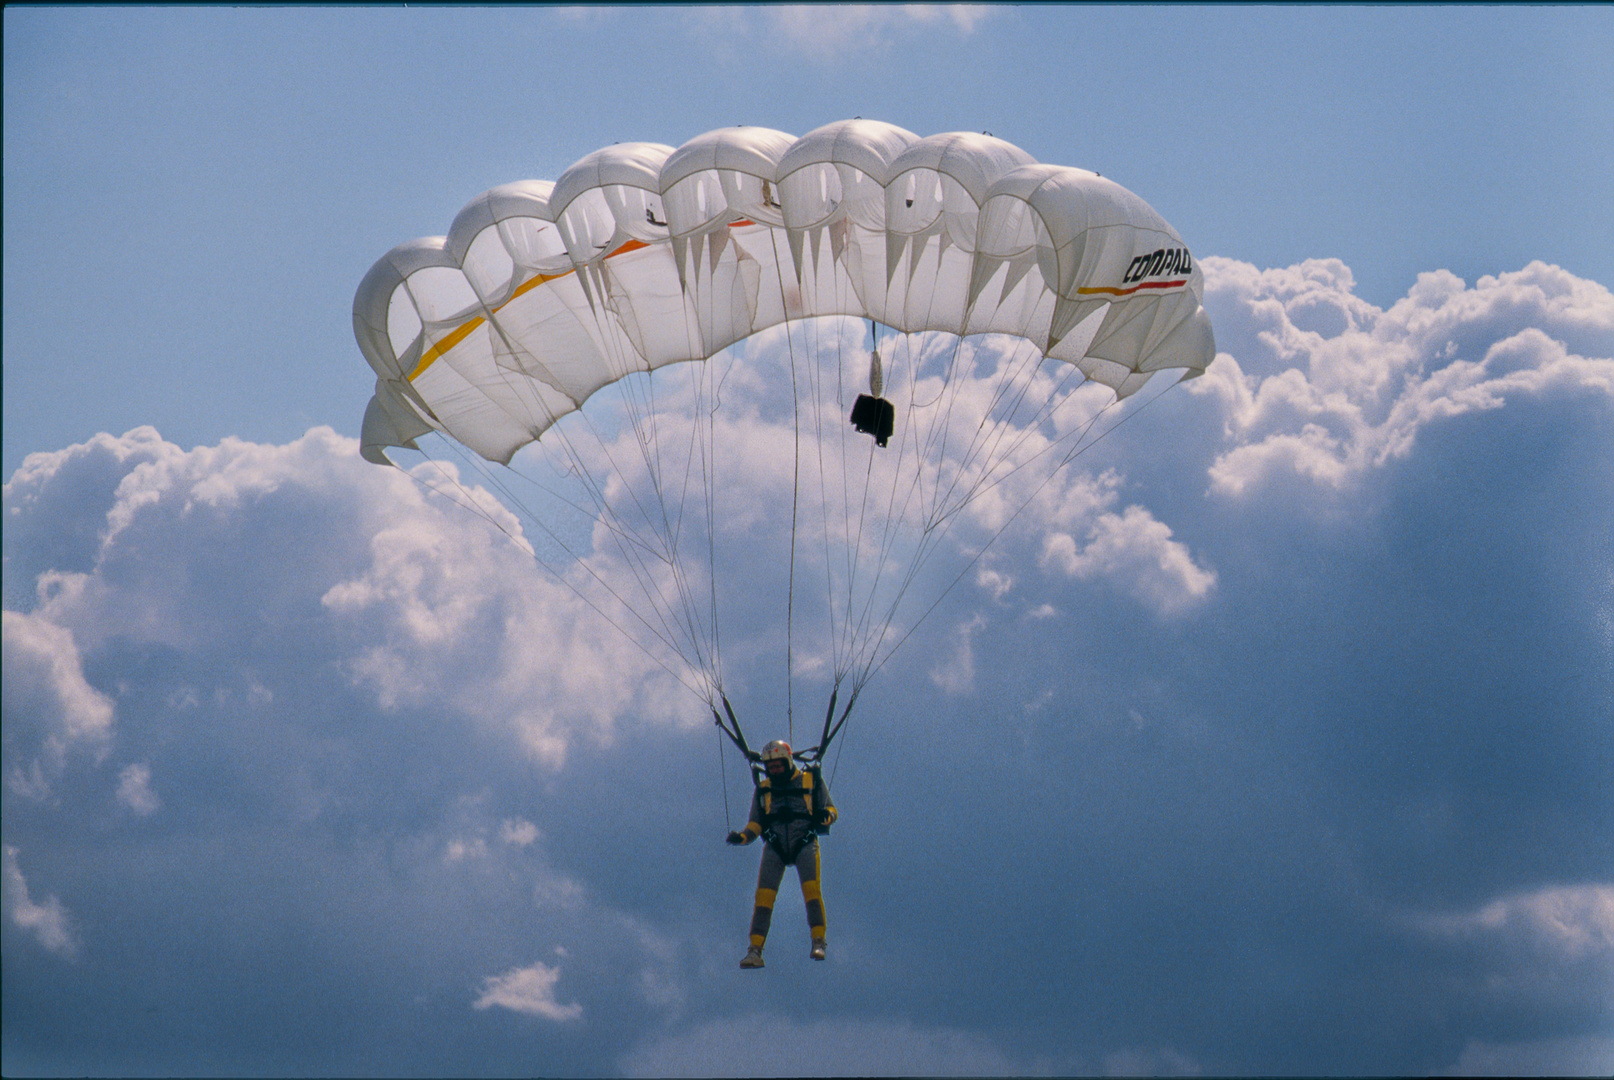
[
  {"x1": 713, "y1": 695, "x2": 761, "y2": 764},
  {"x1": 715, "y1": 689, "x2": 845, "y2": 774},
  {"x1": 818, "y1": 687, "x2": 860, "y2": 761},
  {"x1": 789, "y1": 686, "x2": 857, "y2": 766}
]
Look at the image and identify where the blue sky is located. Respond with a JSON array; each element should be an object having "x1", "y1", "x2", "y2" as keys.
[{"x1": 4, "y1": 6, "x2": 1612, "y2": 1077}]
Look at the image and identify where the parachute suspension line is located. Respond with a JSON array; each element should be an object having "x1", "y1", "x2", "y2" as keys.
[
  {"x1": 914, "y1": 332, "x2": 971, "y2": 522},
  {"x1": 857, "y1": 413, "x2": 1093, "y2": 688},
  {"x1": 855, "y1": 372, "x2": 1181, "y2": 691},
  {"x1": 827, "y1": 311, "x2": 867, "y2": 684},
  {"x1": 826, "y1": 316, "x2": 850, "y2": 685},
  {"x1": 828, "y1": 709, "x2": 850, "y2": 787},
  {"x1": 468, "y1": 314, "x2": 664, "y2": 581},
  {"x1": 785, "y1": 314, "x2": 810, "y2": 745},
  {"x1": 835, "y1": 317, "x2": 860, "y2": 680},
  {"x1": 1054, "y1": 366, "x2": 1185, "y2": 469},
  {"x1": 418, "y1": 313, "x2": 668, "y2": 576},
  {"x1": 820, "y1": 320, "x2": 1129, "y2": 702},
  {"x1": 768, "y1": 240, "x2": 836, "y2": 743},
  {"x1": 651, "y1": 363, "x2": 725, "y2": 702},
  {"x1": 706, "y1": 351, "x2": 732, "y2": 700},
  {"x1": 906, "y1": 242, "x2": 961, "y2": 528},
  {"x1": 840, "y1": 446, "x2": 901, "y2": 685},
  {"x1": 660, "y1": 360, "x2": 699, "y2": 553},
  {"x1": 906, "y1": 333, "x2": 1077, "y2": 552},
  {"x1": 712, "y1": 694, "x2": 757, "y2": 763},
  {"x1": 949, "y1": 366, "x2": 1102, "y2": 519},
  {"x1": 911, "y1": 338, "x2": 1023, "y2": 538},
  {"x1": 689, "y1": 271, "x2": 725, "y2": 705},
  {"x1": 839, "y1": 325, "x2": 935, "y2": 686},
  {"x1": 823, "y1": 321, "x2": 844, "y2": 678},
  {"x1": 399, "y1": 443, "x2": 531, "y2": 548},
  {"x1": 926, "y1": 335, "x2": 1044, "y2": 530},
  {"x1": 568, "y1": 281, "x2": 727, "y2": 694},
  {"x1": 838, "y1": 334, "x2": 1110, "y2": 691},
  {"x1": 398, "y1": 437, "x2": 710, "y2": 701},
  {"x1": 845, "y1": 320, "x2": 892, "y2": 683},
  {"x1": 614, "y1": 362, "x2": 711, "y2": 662},
  {"x1": 660, "y1": 357, "x2": 711, "y2": 694},
  {"x1": 820, "y1": 244, "x2": 903, "y2": 689},
  {"x1": 581, "y1": 298, "x2": 707, "y2": 666},
  {"x1": 943, "y1": 344, "x2": 1185, "y2": 534},
  {"x1": 801, "y1": 309, "x2": 845, "y2": 692},
  {"x1": 841, "y1": 323, "x2": 945, "y2": 696},
  {"x1": 859, "y1": 330, "x2": 947, "y2": 653},
  {"x1": 839, "y1": 329, "x2": 878, "y2": 681},
  {"x1": 557, "y1": 409, "x2": 715, "y2": 683},
  {"x1": 717, "y1": 721, "x2": 733, "y2": 832},
  {"x1": 971, "y1": 339, "x2": 1093, "y2": 499},
  {"x1": 860, "y1": 387, "x2": 1086, "y2": 684},
  {"x1": 486, "y1": 290, "x2": 722, "y2": 703},
  {"x1": 827, "y1": 317, "x2": 859, "y2": 680},
  {"x1": 943, "y1": 337, "x2": 1040, "y2": 506},
  {"x1": 849, "y1": 331, "x2": 968, "y2": 664}
]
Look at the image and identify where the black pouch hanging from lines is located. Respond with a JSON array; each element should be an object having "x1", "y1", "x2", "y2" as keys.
[
  {"x1": 849, "y1": 393, "x2": 894, "y2": 447},
  {"x1": 850, "y1": 343, "x2": 894, "y2": 447}
]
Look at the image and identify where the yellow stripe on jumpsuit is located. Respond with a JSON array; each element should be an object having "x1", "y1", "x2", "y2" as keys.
[{"x1": 726, "y1": 740, "x2": 837, "y2": 967}]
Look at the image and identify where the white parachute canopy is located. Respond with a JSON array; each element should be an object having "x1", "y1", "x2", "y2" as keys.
[{"x1": 353, "y1": 119, "x2": 1213, "y2": 756}]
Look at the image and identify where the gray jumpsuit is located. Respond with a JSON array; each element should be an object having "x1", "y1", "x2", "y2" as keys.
[{"x1": 739, "y1": 766, "x2": 836, "y2": 947}]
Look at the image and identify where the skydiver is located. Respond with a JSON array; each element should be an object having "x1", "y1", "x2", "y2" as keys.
[{"x1": 725, "y1": 739, "x2": 836, "y2": 968}]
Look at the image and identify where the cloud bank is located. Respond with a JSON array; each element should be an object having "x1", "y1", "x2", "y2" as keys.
[
  {"x1": 1192, "y1": 259, "x2": 1613, "y2": 494},
  {"x1": 3, "y1": 257, "x2": 1610, "y2": 1077}
]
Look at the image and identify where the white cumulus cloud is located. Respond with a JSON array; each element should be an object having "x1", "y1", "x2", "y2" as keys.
[
  {"x1": 2, "y1": 608, "x2": 115, "y2": 800},
  {"x1": 1412, "y1": 882, "x2": 1614, "y2": 960},
  {"x1": 1028, "y1": 468, "x2": 1215, "y2": 616},
  {"x1": 1193, "y1": 259, "x2": 1614, "y2": 495},
  {"x1": 1040, "y1": 505, "x2": 1217, "y2": 616},
  {"x1": 115, "y1": 762, "x2": 161, "y2": 815},
  {"x1": 929, "y1": 612, "x2": 985, "y2": 694},
  {"x1": 3, "y1": 844, "x2": 79, "y2": 959},
  {"x1": 5, "y1": 427, "x2": 676, "y2": 777},
  {"x1": 473, "y1": 961, "x2": 583, "y2": 1021},
  {"x1": 500, "y1": 818, "x2": 540, "y2": 846}
]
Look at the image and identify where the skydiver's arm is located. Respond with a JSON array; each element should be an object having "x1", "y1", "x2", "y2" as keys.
[
  {"x1": 814, "y1": 771, "x2": 837, "y2": 828},
  {"x1": 743, "y1": 790, "x2": 765, "y2": 841},
  {"x1": 730, "y1": 790, "x2": 764, "y2": 844}
]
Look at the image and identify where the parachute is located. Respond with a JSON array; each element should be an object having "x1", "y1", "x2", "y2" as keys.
[{"x1": 353, "y1": 119, "x2": 1214, "y2": 764}]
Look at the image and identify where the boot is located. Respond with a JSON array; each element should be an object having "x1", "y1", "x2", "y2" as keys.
[
  {"x1": 810, "y1": 938, "x2": 826, "y2": 961},
  {"x1": 740, "y1": 945, "x2": 764, "y2": 969}
]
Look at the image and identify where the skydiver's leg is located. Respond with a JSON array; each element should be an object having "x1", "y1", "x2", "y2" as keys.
[
  {"x1": 796, "y1": 839, "x2": 825, "y2": 944},
  {"x1": 749, "y1": 844, "x2": 787, "y2": 949}
]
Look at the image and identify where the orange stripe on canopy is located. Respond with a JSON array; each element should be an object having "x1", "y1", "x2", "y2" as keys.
[
  {"x1": 408, "y1": 240, "x2": 653, "y2": 382},
  {"x1": 1077, "y1": 279, "x2": 1188, "y2": 297}
]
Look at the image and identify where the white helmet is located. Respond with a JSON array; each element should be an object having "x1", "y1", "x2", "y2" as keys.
[{"x1": 761, "y1": 740, "x2": 792, "y2": 764}]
